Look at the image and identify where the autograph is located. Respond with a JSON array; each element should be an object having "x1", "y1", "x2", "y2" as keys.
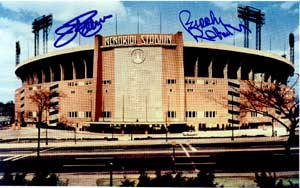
[
  {"x1": 54, "y1": 10, "x2": 112, "y2": 48},
  {"x1": 179, "y1": 10, "x2": 251, "y2": 42}
]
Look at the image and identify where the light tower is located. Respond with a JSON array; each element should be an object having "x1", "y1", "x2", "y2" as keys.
[
  {"x1": 289, "y1": 33, "x2": 294, "y2": 64},
  {"x1": 16, "y1": 41, "x2": 20, "y2": 65},
  {"x1": 238, "y1": 6, "x2": 265, "y2": 50},
  {"x1": 32, "y1": 14, "x2": 52, "y2": 56}
]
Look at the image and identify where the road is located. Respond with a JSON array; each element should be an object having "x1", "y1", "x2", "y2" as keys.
[{"x1": 0, "y1": 140, "x2": 298, "y2": 174}]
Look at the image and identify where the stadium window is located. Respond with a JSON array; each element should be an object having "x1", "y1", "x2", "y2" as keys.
[
  {"x1": 102, "y1": 111, "x2": 111, "y2": 118},
  {"x1": 69, "y1": 111, "x2": 78, "y2": 118},
  {"x1": 187, "y1": 88, "x2": 193, "y2": 92},
  {"x1": 29, "y1": 87, "x2": 32, "y2": 90},
  {"x1": 167, "y1": 79, "x2": 176, "y2": 84},
  {"x1": 168, "y1": 111, "x2": 176, "y2": 118},
  {"x1": 87, "y1": 90, "x2": 93, "y2": 93},
  {"x1": 208, "y1": 89, "x2": 213, "y2": 92},
  {"x1": 85, "y1": 111, "x2": 92, "y2": 118},
  {"x1": 103, "y1": 80, "x2": 112, "y2": 85},
  {"x1": 28, "y1": 111, "x2": 33, "y2": 117},
  {"x1": 205, "y1": 111, "x2": 209, "y2": 117},
  {"x1": 205, "y1": 80, "x2": 209, "y2": 84},
  {"x1": 251, "y1": 111, "x2": 258, "y2": 117},
  {"x1": 186, "y1": 111, "x2": 197, "y2": 118},
  {"x1": 71, "y1": 90, "x2": 75, "y2": 94},
  {"x1": 204, "y1": 111, "x2": 216, "y2": 118}
]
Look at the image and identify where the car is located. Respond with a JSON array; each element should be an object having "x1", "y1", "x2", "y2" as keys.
[{"x1": 182, "y1": 131, "x2": 198, "y2": 136}]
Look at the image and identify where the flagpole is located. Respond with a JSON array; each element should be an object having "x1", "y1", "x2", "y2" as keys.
[{"x1": 115, "y1": 14, "x2": 118, "y2": 35}]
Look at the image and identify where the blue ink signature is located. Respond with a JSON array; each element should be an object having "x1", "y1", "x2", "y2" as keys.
[
  {"x1": 179, "y1": 10, "x2": 251, "y2": 42},
  {"x1": 54, "y1": 10, "x2": 112, "y2": 48}
]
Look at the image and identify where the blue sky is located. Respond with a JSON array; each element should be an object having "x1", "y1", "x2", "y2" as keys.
[{"x1": 0, "y1": 1, "x2": 299, "y2": 102}]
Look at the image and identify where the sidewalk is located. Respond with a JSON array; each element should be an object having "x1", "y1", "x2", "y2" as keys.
[{"x1": 0, "y1": 135, "x2": 288, "y2": 149}]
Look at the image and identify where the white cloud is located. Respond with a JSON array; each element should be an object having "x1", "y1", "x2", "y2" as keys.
[
  {"x1": 279, "y1": 2, "x2": 297, "y2": 10},
  {"x1": 0, "y1": 1, "x2": 126, "y2": 102},
  {"x1": 1, "y1": 0, "x2": 126, "y2": 22},
  {"x1": 210, "y1": 1, "x2": 238, "y2": 11},
  {"x1": 0, "y1": 18, "x2": 29, "y2": 102}
]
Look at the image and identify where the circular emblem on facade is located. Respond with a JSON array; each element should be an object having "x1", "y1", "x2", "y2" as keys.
[{"x1": 131, "y1": 49, "x2": 145, "y2": 64}]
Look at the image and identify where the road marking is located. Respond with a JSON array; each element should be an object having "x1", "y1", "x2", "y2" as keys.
[
  {"x1": 175, "y1": 162, "x2": 216, "y2": 165},
  {"x1": 11, "y1": 147, "x2": 57, "y2": 161},
  {"x1": 291, "y1": 147, "x2": 299, "y2": 150},
  {"x1": 180, "y1": 144, "x2": 200, "y2": 172},
  {"x1": 75, "y1": 157, "x2": 113, "y2": 160},
  {"x1": 63, "y1": 164, "x2": 105, "y2": 167},
  {"x1": 187, "y1": 144, "x2": 197, "y2": 151},
  {"x1": 1, "y1": 147, "x2": 295, "y2": 158},
  {"x1": 250, "y1": 145, "x2": 283, "y2": 148},
  {"x1": 3, "y1": 155, "x2": 21, "y2": 162},
  {"x1": 180, "y1": 144, "x2": 190, "y2": 157}
]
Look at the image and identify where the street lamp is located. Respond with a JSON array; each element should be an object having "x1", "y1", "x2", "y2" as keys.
[
  {"x1": 231, "y1": 94, "x2": 234, "y2": 141},
  {"x1": 171, "y1": 141, "x2": 176, "y2": 173},
  {"x1": 165, "y1": 127, "x2": 168, "y2": 142},
  {"x1": 111, "y1": 125, "x2": 114, "y2": 139},
  {"x1": 45, "y1": 109, "x2": 48, "y2": 145},
  {"x1": 74, "y1": 127, "x2": 77, "y2": 144},
  {"x1": 109, "y1": 162, "x2": 113, "y2": 186}
]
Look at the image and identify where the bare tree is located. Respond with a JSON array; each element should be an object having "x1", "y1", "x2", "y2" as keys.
[
  {"x1": 239, "y1": 76, "x2": 299, "y2": 152},
  {"x1": 29, "y1": 89, "x2": 59, "y2": 158}
]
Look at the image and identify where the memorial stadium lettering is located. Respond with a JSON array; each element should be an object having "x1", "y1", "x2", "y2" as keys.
[{"x1": 104, "y1": 34, "x2": 173, "y2": 47}]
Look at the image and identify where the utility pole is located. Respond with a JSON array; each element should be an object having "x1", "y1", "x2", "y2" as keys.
[
  {"x1": 231, "y1": 94, "x2": 234, "y2": 141},
  {"x1": 37, "y1": 122, "x2": 41, "y2": 158},
  {"x1": 46, "y1": 109, "x2": 48, "y2": 145},
  {"x1": 74, "y1": 125, "x2": 77, "y2": 144},
  {"x1": 109, "y1": 162, "x2": 113, "y2": 186}
]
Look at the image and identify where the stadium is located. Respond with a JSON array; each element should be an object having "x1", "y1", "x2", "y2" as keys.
[{"x1": 15, "y1": 32, "x2": 294, "y2": 133}]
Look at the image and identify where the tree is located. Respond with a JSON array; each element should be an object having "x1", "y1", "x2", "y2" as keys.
[
  {"x1": 120, "y1": 176, "x2": 135, "y2": 187},
  {"x1": 29, "y1": 89, "x2": 59, "y2": 157},
  {"x1": 0, "y1": 172, "x2": 28, "y2": 186},
  {"x1": 187, "y1": 170, "x2": 216, "y2": 187},
  {"x1": 136, "y1": 170, "x2": 151, "y2": 187},
  {"x1": 239, "y1": 76, "x2": 299, "y2": 152},
  {"x1": 255, "y1": 171, "x2": 299, "y2": 188}
]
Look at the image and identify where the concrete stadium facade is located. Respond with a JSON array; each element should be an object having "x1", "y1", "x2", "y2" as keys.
[{"x1": 15, "y1": 32, "x2": 294, "y2": 131}]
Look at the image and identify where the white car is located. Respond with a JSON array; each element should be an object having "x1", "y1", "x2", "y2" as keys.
[{"x1": 182, "y1": 131, "x2": 198, "y2": 136}]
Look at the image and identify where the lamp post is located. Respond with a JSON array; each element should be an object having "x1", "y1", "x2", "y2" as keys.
[
  {"x1": 231, "y1": 94, "x2": 234, "y2": 141},
  {"x1": 74, "y1": 127, "x2": 77, "y2": 144},
  {"x1": 37, "y1": 122, "x2": 41, "y2": 158},
  {"x1": 165, "y1": 127, "x2": 168, "y2": 142},
  {"x1": 171, "y1": 141, "x2": 176, "y2": 173},
  {"x1": 109, "y1": 162, "x2": 113, "y2": 186},
  {"x1": 111, "y1": 125, "x2": 114, "y2": 139},
  {"x1": 272, "y1": 118, "x2": 274, "y2": 137},
  {"x1": 45, "y1": 109, "x2": 48, "y2": 145}
]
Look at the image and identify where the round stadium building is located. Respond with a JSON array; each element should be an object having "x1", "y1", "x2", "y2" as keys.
[{"x1": 15, "y1": 32, "x2": 294, "y2": 133}]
